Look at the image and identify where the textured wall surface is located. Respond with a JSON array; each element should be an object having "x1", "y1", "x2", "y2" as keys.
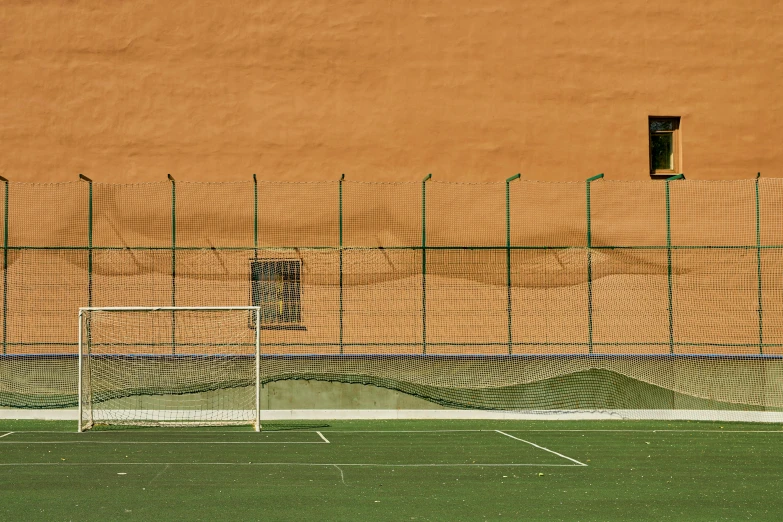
[{"x1": 1, "y1": 1, "x2": 781, "y2": 183}]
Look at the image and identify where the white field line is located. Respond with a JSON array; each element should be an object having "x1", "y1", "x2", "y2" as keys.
[
  {"x1": 0, "y1": 441, "x2": 327, "y2": 445},
  {"x1": 2, "y1": 430, "x2": 325, "y2": 434},
  {"x1": 320, "y1": 429, "x2": 783, "y2": 434},
  {"x1": 0, "y1": 462, "x2": 583, "y2": 467},
  {"x1": 304, "y1": 429, "x2": 783, "y2": 434},
  {"x1": 618, "y1": 430, "x2": 783, "y2": 434},
  {"x1": 4, "y1": 428, "x2": 783, "y2": 435},
  {"x1": 333, "y1": 464, "x2": 347, "y2": 485},
  {"x1": 494, "y1": 429, "x2": 783, "y2": 434},
  {"x1": 0, "y1": 430, "x2": 330, "y2": 445},
  {"x1": 0, "y1": 432, "x2": 13, "y2": 439},
  {"x1": 6, "y1": 429, "x2": 499, "y2": 434},
  {"x1": 496, "y1": 430, "x2": 588, "y2": 467},
  {"x1": 146, "y1": 463, "x2": 170, "y2": 488}
]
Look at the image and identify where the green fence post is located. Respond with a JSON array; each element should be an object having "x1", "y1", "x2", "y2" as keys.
[
  {"x1": 585, "y1": 173, "x2": 604, "y2": 354},
  {"x1": 506, "y1": 174, "x2": 521, "y2": 355},
  {"x1": 0, "y1": 175, "x2": 7, "y2": 355},
  {"x1": 79, "y1": 175, "x2": 93, "y2": 309},
  {"x1": 339, "y1": 174, "x2": 345, "y2": 354},
  {"x1": 168, "y1": 174, "x2": 176, "y2": 354},
  {"x1": 756, "y1": 172, "x2": 763, "y2": 354},
  {"x1": 422, "y1": 173, "x2": 432, "y2": 355},
  {"x1": 252, "y1": 173, "x2": 259, "y2": 334},
  {"x1": 253, "y1": 174, "x2": 258, "y2": 258},
  {"x1": 665, "y1": 174, "x2": 684, "y2": 354}
]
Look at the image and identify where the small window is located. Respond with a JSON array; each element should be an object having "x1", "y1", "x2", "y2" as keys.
[
  {"x1": 649, "y1": 117, "x2": 681, "y2": 176},
  {"x1": 250, "y1": 259, "x2": 304, "y2": 330}
]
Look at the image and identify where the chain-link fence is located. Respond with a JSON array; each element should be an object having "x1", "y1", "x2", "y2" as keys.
[{"x1": 2, "y1": 176, "x2": 782, "y2": 412}]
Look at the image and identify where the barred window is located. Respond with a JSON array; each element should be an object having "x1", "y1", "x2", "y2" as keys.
[{"x1": 250, "y1": 259, "x2": 303, "y2": 329}]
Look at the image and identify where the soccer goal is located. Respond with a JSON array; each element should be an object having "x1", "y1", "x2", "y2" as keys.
[{"x1": 78, "y1": 307, "x2": 261, "y2": 432}]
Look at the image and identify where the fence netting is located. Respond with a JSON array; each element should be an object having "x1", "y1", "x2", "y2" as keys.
[{"x1": 2, "y1": 178, "x2": 783, "y2": 415}]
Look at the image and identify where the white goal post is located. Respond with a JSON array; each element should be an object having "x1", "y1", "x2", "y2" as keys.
[{"x1": 78, "y1": 307, "x2": 262, "y2": 432}]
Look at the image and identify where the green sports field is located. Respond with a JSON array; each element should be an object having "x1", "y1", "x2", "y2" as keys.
[{"x1": 1, "y1": 420, "x2": 782, "y2": 521}]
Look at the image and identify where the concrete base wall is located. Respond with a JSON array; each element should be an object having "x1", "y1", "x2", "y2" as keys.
[
  {"x1": 4, "y1": 378, "x2": 783, "y2": 422},
  {"x1": 261, "y1": 380, "x2": 447, "y2": 410}
]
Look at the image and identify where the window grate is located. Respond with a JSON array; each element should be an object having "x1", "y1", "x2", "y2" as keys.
[{"x1": 250, "y1": 259, "x2": 303, "y2": 329}]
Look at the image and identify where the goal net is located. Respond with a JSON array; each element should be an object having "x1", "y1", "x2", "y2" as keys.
[{"x1": 78, "y1": 307, "x2": 261, "y2": 432}]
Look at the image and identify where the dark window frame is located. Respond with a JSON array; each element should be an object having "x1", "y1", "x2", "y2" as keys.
[
  {"x1": 649, "y1": 116, "x2": 681, "y2": 177},
  {"x1": 249, "y1": 258, "x2": 305, "y2": 330}
]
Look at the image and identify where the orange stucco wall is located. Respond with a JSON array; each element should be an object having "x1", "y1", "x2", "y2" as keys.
[{"x1": 1, "y1": 1, "x2": 781, "y2": 183}]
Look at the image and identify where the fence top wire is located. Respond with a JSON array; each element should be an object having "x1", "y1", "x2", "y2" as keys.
[{"x1": 1, "y1": 177, "x2": 777, "y2": 187}]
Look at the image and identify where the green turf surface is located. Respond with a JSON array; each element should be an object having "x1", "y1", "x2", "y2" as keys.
[{"x1": 1, "y1": 420, "x2": 783, "y2": 521}]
